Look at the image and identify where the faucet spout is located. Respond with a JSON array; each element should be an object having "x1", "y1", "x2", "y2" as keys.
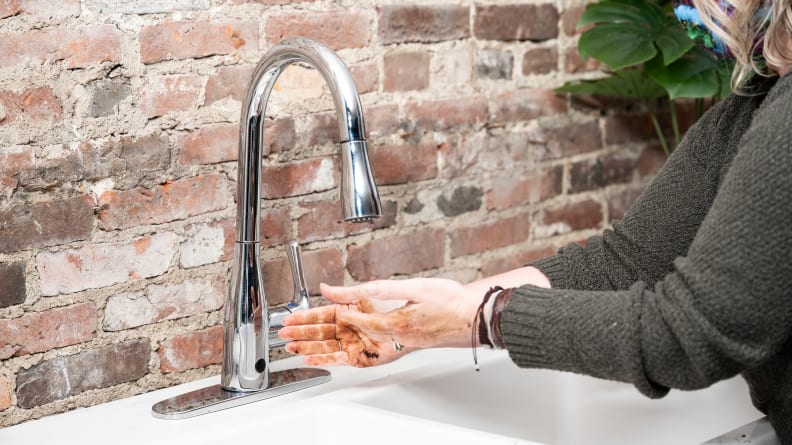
[{"x1": 223, "y1": 38, "x2": 382, "y2": 392}]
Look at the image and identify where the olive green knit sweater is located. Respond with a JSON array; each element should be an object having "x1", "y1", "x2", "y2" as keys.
[{"x1": 504, "y1": 72, "x2": 792, "y2": 441}]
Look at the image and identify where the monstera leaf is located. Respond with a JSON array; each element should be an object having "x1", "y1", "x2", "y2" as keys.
[
  {"x1": 646, "y1": 47, "x2": 734, "y2": 99},
  {"x1": 557, "y1": 69, "x2": 666, "y2": 100},
  {"x1": 578, "y1": 0, "x2": 694, "y2": 70}
]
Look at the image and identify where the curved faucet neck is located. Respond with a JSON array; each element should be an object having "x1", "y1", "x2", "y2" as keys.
[{"x1": 236, "y1": 38, "x2": 367, "y2": 243}]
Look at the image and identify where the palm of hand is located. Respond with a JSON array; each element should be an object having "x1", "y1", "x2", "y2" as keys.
[
  {"x1": 279, "y1": 301, "x2": 407, "y2": 367},
  {"x1": 279, "y1": 278, "x2": 481, "y2": 368}
]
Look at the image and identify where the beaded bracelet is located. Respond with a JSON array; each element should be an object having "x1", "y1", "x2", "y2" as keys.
[{"x1": 472, "y1": 286, "x2": 503, "y2": 371}]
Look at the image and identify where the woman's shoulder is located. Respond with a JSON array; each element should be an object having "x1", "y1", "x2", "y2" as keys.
[{"x1": 750, "y1": 71, "x2": 792, "y2": 126}]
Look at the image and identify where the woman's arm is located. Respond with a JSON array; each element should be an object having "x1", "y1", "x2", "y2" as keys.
[
  {"x1": 532, "y1": 93, "x2": 763, "y2": 292},
  {"x1": 465, "y1": 266, "x2": 550, "y2": 294},
  {"x1": 503, "y1": 81, "x2": 792, "y2": 396}
]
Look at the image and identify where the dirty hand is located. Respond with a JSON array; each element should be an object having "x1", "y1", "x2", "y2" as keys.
[{"x1": 278, "y1": 278, "x2": 482, "y2": 368}]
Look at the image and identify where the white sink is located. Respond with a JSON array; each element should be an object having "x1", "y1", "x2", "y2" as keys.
[
  {"x1": 354, "y1": 350, "x2": 764, "y2": 445},
  {"x1": 0, "y1": 349, "x2": 764, "y2": 445}
]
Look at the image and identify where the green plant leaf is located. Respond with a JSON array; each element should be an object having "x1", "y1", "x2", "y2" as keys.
[
  {"x1": 654, "y1": 16, "x2": 697, "y2": 65},
  {"x1": 577, "y1": 0, "x2": 694, "y2": 70},
  {"x1": 579, "y1": 0, "x2": 665, "y2": 27},
  {"x1": 579, "y1": 24, "x2": 658, "y2": 70},
  {"x1": 645, "y1": 49, "x2": 720, "y2": 99},
  {"x1": 715, "y1": 60, "x2": 735, "y2": 98},
  {"x1": 556, "y1": 69, "x2": 667, "y2": 100}
]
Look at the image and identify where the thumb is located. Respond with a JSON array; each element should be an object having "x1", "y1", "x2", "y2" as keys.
[{"x1": 320, "y1": 280, "x2": 420, "y2": 304}]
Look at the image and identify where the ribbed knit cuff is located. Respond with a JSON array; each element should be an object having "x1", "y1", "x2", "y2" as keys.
[
  {"x1": 528, "y1": 256, "x2": 568, "y2": 288},
  {"x1": 500, "y1": 284, "x2": 669, "y2": 399}
]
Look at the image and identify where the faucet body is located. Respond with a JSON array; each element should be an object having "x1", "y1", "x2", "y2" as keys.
[{"x1": 223, "y1": 38, "x2": 382, "y2": 392}]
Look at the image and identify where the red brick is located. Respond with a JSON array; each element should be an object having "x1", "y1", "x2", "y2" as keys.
[
  {"x1": 178, "y1": 124, "x2": 237, "y2": 166},
  {"x1": 440, "y1": 131, "x2": 537, "y2": 179},
  {"x1": 565, "y1": 46, "x2": 601, "y2": 74},
  {"x1": 0, "y1": 0, "x2": 20, "y2": 18},
  {"x1": 347, "y1": 229, "x2": 445, "y2": 281},
  {"x1": 204, "y1": 64, "x2": 255, "y2": 106},
  {"x1": 603, "y1": 114, "x2": 657, "y2": 145},
  {"x1": 261, "y1": 157, "x2": 337, "y2": 199},
  {"x1": 297, "y1": 199, "x2": 396, "y2": 243},
  {"x1": 305, "y1": 112, "x2": 338, "y2": 148},
  {"x1": 0, "y1": 195, "x2": 93, "y2": 253},
  {"x1": 637, "y1": 143, "x2": 667, "y2": 177},
  {"x1": 350, "y1": 61, "x2": 378, "y2": 94},
  {"x1": 33, "y1": 134, "x2": 170, "y2": 188},
  {"x1": 487, "y1": 166, "x2": 563, "y2": 210},
  {"x1": 406, "y1": 97, "x2": 487, "y2": 132},
  {"x1": 530, "y1": 121, "x2": 602, "y2": 160},
  {"x1": 450, "y1": 213, "x2": 531, "y2": 258},
  {"x1": 383, "y1": 51, "x2": 430, "y2": 92},
  {"x1": 0, "y1": 303, "x2": 96, "y2": 359},
  {"x1": 159, "y1": 326, "x2": 223, "y2": 373},
  {"x1": 140, "y1": 20, "x2": 258, "y2": 64},
  {"x1": 98, "y1": 174, "x2": 232, "y2": 230},
  {"x1": 480, "y1": 245, "x2": 557, "y2": 276},
  {"x1": 16, "y1": 339, "x2": 149, "y2": 409},
  {"x1": 490, "y1": 89, "x2": 567, "y2": 125},
  {"x1": 0, "y1": 26, "x2": 120, "y2": 69},
  {"x1": 36, "y1": 233, "x2": 176, "y2": 296},
  {"x1": 0, "y1": 373, "x2": 9, "y2": 411},
  {"x1": 0, "y1": 87, "x2": 62, "y2": 128},
  {"x1": 522, "y1": 47, "x2": 558, "y2": 75},
  {"x1": 569, "y1": 153, "x2": 637, "y2": 193},
  {"x1": 141, "y1": 75, "x2": 202, "y2": 118},
  {"x1": 475, "y1": 49, "x2": 513, "y2": 80},
  {"x1": 536, "y1": 199, "x2": 603, "y2": 237},
  {"x1": 365, "y1": 104, "x2": 401, "y2": 139},
  {"x1": 262, "y1": 118, "x2": 297, "y2": 154},
  {"x1": 259, "y1": 206, "x2": 291, "y2": 247},
  {"x1": 474, "y1": 4, "x2": 559, "y2": 41},
  {"x1": 608, "y1": 186, "x2": 644, "y2": 221},
  {"x1": 378, "y1": 4, "x2": 469, "y2": 45},
  {"x1": 180, "y1": 218, "x2": 236, "y2": 268},
  {"x1": 104, "y1": 276, "x2": 225, "y2": 331},
  {"x1": 561, "y1": 6, "x2": 589, "y2": 36},
  {"x1": 265, "y1": 11, "x2": 370, "y2": 50},
  {"x1": 262, "y1": 247, "x2": 343, "y2": 305},
  {"x1": 369, "y1": 142, "x2": 438, "y2": 186},
  {"x1": 0, "y1": 145, "x2": 34, "y2": 192},
  {"x1": 0, "y1": 0, "x2": 86, "y2": 19},
  {"x1": 0, "y1": 261, "x2": 25, "y2": 308}
]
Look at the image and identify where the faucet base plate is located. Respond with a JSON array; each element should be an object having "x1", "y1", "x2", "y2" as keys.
[{"x1": 151, "y1": 367, "x2": 331, "y2": 419}]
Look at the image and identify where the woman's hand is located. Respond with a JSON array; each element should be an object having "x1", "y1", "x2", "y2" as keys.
[{"x1": 278, "y1": 278, "x2": 482, "y2": 367}]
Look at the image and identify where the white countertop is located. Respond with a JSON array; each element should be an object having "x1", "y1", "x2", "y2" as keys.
[{"x1": 0, "y1": 348, "x2": 764, "y2": 445}]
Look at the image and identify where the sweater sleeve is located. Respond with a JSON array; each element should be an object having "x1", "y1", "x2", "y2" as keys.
[
  {"x1": 531, "y1": 93, "x2": 762, "y2": 291},
  {"x1": 504, "y1": 76, "x2": 792, "y2": 397}
]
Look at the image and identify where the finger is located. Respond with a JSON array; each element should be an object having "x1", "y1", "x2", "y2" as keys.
[
  {"x1": 304, "y1": 351, "x2": 351, "y2": 367},
  {"x1": 320, "y1": 279, "x2": 425, "y2": 304},
  {"x1": 278, "y1": 324, "x2": 336, "y2": 341},
  {"x1": 285, "y1": 340, "x2": 341, "y2": 355},
  {"x1": 337, "y1": 308, "x2": 391, "y2": 333},
  {"x1": 281, "y1": 305, "x2": 335, "y2": 326}
]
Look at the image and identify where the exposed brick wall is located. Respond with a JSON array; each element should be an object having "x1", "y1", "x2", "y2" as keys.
[{"x1": 0, "y1": 0, "x2": 666, "y2": 426}]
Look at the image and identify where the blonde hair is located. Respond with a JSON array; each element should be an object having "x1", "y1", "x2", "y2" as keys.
[{"x1": 693, "y1": 0, "x2": 792, "y2": 91}]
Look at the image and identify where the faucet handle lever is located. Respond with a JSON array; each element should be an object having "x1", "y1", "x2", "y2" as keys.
[
  {"x1": 268, "y1": 241, "x2": 311, "y2": 348},
  {"x1": 286, "y1": 240, "x2": 309, "y2": 305}
]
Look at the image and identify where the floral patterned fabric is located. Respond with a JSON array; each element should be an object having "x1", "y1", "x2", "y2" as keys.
[
  {"x1": 673, "y1": 0, "x2": 770, "y2": 63},
  {"x1": 673, "y1": 0, "x2": 729, "y2": 55}
]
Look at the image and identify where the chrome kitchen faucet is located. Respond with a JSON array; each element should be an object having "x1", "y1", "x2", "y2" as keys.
[{"x1": 152, "y1": 38, "x2": 382, "y2": 419}]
